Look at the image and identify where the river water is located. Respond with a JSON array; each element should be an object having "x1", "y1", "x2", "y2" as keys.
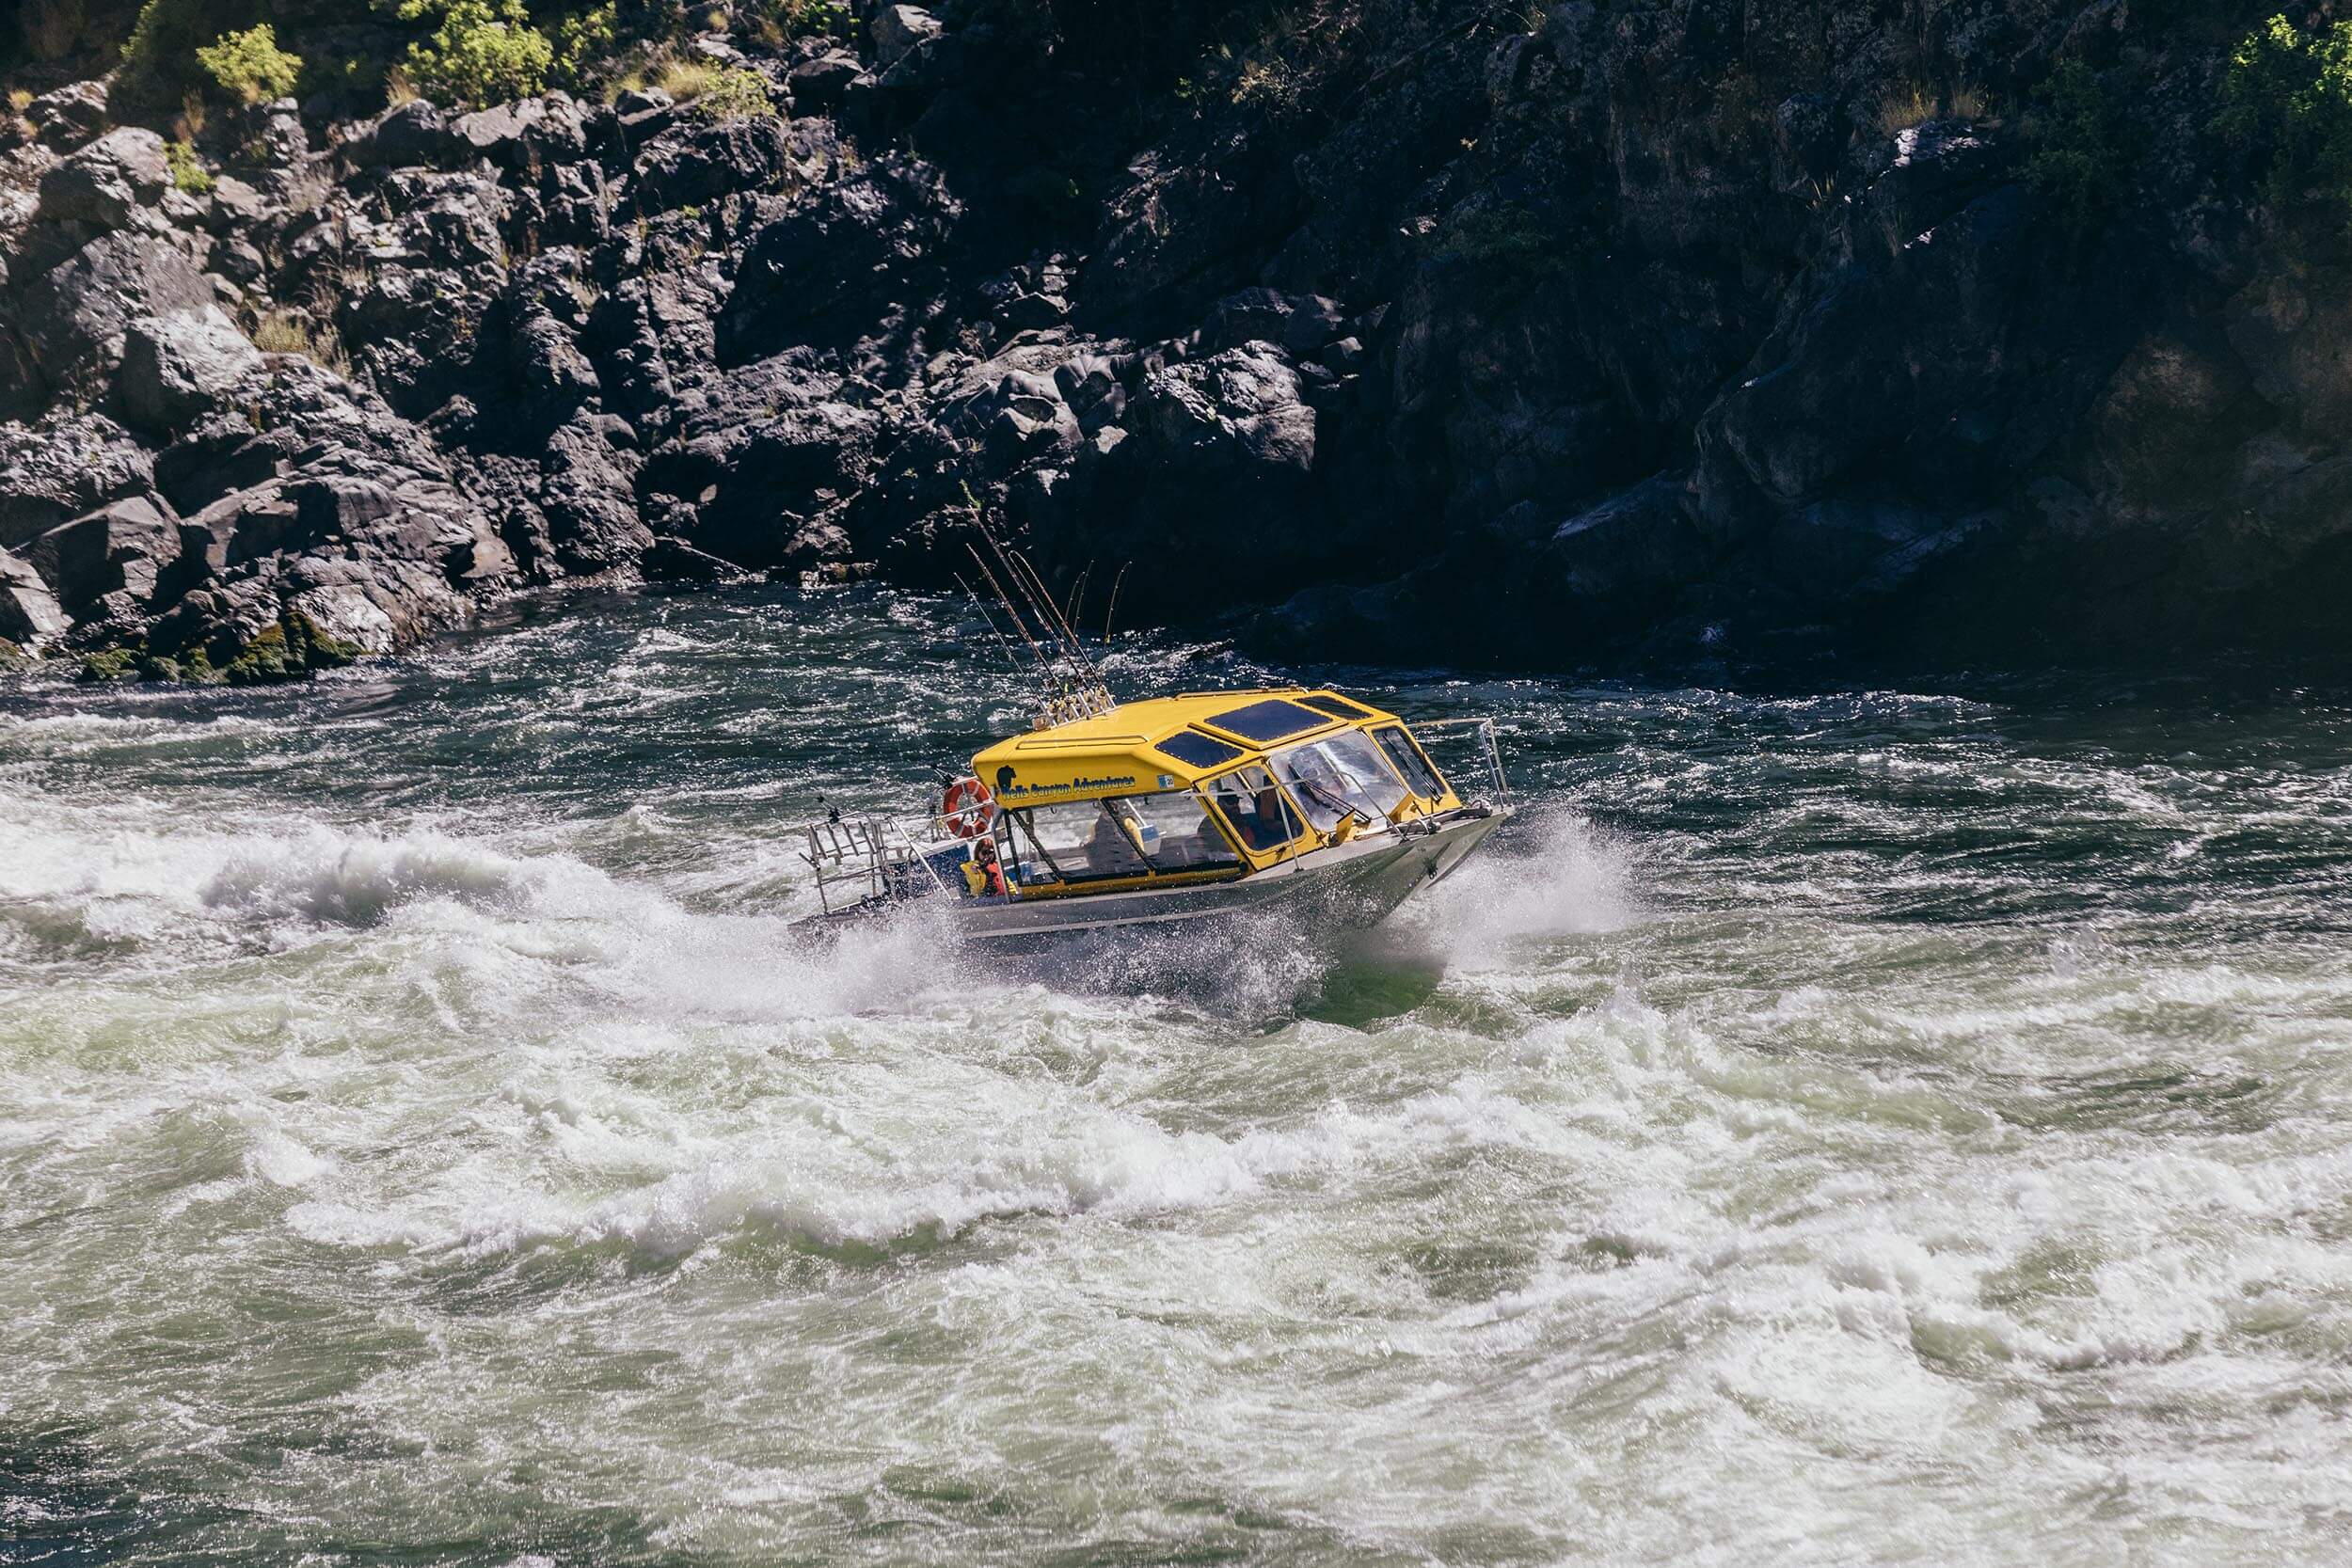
[{"x1": 5, "y1": 586, "x2": 2352, "y2": 1565}]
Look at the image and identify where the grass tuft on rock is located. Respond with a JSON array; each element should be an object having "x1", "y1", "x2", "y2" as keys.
[
  {"x1": 690, "y1": 65, "x2": 778, "y2": 120},
  {"x1": 165, "y1": 139, "x2": 215, "y2": 195}
]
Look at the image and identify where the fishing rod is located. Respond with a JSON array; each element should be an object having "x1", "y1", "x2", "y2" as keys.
[
  {"x1": 1013, "y1": 546, "x2": 1109, "y2": 696},
  {"x1": 1102, "y1": 562, "x2": 1129, "y2": 645},
  {"x1": 952, "y1": 571, "x2": 1025, "y2": 676},
  {"x1": 961, "y1": 484, "x2": 1115, "y2": 722},
  {"x1": 964, "y1": 545, "x2": 1062, "y2": 694},
  {"x1": 964, "y1": 487, "x2": 1074, "y2": 673},
  {"x1": 983, "y1": 522, "x2": 1104, "y2": 706}
]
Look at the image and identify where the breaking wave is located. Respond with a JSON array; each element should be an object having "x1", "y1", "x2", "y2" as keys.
[{"x1": 8, "y1": 593, "x2": 2352, "y2": 1564}]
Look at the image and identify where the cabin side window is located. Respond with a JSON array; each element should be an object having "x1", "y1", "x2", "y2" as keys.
[
  {"x1": 1001, "y1": 791, "x2": 1243, "y2": 884},
  {"x1": 1372, "y1": 725, "x2": 1448, "y2": 801},
  {"x1": 1269, "y1": 731, "x2": 1408, "y2": 829},
  {"x1": 1201, "y1": 765, "x2": 1308, "y2": 852},
  {"x1": 1119, "y1": 790, "x2": 1242, "y2": 870},
  {"x1": 1004, "y1": 800, "x2": 1151, "y2": 884}
]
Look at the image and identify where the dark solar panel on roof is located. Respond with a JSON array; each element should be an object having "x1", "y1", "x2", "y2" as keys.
[
  {"x1": 1204, "y1": 699, "x2": 1330, "y2": 744},
  {"x1": 1155, "y1": 730, "x2": 1246, "y2": 769},
  {"x1": 1299, "y1": 693, "x2": 1375, "y2": 721}
]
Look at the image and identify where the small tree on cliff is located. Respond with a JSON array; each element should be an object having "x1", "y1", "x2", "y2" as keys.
[
  {"x1": 398, "y1": 0, "x2": 555, "y2": 107},
  {"x1": 2215, "y1": 14, "x2": 2352, "y2": 216},
  {"x1": 194, "y1": 24, "x2": 303, "y2": 106}
]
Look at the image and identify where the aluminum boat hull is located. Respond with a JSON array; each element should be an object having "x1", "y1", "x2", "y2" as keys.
[{"x1": 910, "y1": 806, "x2": 1508, "y2": 949}]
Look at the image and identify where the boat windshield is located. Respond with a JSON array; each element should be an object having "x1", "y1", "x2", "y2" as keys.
[
  {"x1": 1371, "y1": 725, "x2": 1448, "y2": 800},
  {"x1": 1202, "y1": 764, "x2": 1308, "y2": 853},
  {"x1": 1270, "y1": 732, "x2": 1407, "y2": 830},
  {"x1": 1003, "y1": 790, "x2": 1241, "y2": 884}
]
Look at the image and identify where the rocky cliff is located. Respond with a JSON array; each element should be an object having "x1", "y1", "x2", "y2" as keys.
[{"x1": 2, "y1": 0, "x2": 2346, "y2": 678}]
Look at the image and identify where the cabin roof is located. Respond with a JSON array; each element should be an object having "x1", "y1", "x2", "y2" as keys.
[{"x1": 968, "y1": 688, "x2": 1405, "y2": 800}]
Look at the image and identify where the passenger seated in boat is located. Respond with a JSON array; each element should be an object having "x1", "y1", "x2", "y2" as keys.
[
  {"x1": 1086, "y1": 813, "x2": 1146, "y2": 876},
  {"x1": 961, "y1": 837, "x2": 1009, "y2": 898},
  {"x1": 1211, "y1": 786, "x2": 1284, "y2": 851}
]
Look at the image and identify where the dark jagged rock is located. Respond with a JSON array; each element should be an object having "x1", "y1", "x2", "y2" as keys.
[
  {"x1": 35, "y1": 127, "x2": 170, "y2": 231},
  {"x1": 24, "y1": 81, "x2": 109, "y2": 152},
  {"x1": 24, "y1": 493, "x2": 181, "y2": 618},
  {"x1": 12, "y1": 231, "x2": 213, "y2": 406},
  {"x1": 535, "y1": 416, "x2": 654, "y2": 573},
  {"x1": 115, "y1": 307, "x2": 267, "y2": 436},
  {"x1": 787, "y1": 52, "x2": 866, "y2": 111},
  {"x1": 628, "y1": 116, "x2": 798, "y2": 217},
  {"x1": 715, "y1": 153, "x2": 960, "y2": 367},
  {"x1": 355, "y1": 100, "x2": 454, "y2": 170},
  {"x1": 0, "y1": 411, "x2": 155, "y2": 548},
  {"x1": 9, "y1": 0, "x2": 2352, "y2": 675}
]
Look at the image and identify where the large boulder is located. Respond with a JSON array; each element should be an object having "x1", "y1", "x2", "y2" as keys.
[
  {"x1": 873, "y1": 6, "x2": 944, "y2": 65},
  {"x1": 536, "y1": 418, "x2": 654, "y2": 573},
  {"x1": 450, "y1": 98, "x2": 552, "y2": 171},
  {"x1": 2224, "y1": 257, "x2": 2352, "y2": 439},
  {"x1": 629, "y1": 117, "x2": 797, "y2": 216},
  {"x1": 0, "y1": 546, "x2": 70, "y2": 646},
  {"x1": 14, "y1": 230, "x2": 214, "y2": 404},
  {"x1": 24, "y1": 494, "x2": 183, "y2": 616},
  {"x1": 787, "y1": 51, "x2": 866, "y2": 111},
  {"x1": 116, "y1": 308, "x2": 268, "y2": 436},
  {"x1": 25, "y1": 81, "x2": 109, "y2": 152},
  {"x1": 0, "y1": 411, "x2": 156, "y2": 549},
  {"x1": 1017, "y1": 344, "x2": 1325, "y2": 622},
  {"x1": 354, "y1": 99, "x2": 454, "y2": 170},
  {"x1": 715, "y1": 154, "x2": 960, "y2": 364},
  {"x1": 1131, "y1": 344, "x2": 1317, "y2": 476},
  {"x1": 35, "y1": 127, "x2": 171, "y2": 231}
]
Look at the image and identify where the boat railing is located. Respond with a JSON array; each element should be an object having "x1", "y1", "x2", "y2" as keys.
[
  {"x1": 797, "y1": 812, "x2": 964, "y2": 914},
  {"x1": 1410, "y1": 717, "x2": 1513, "y2": 811}
]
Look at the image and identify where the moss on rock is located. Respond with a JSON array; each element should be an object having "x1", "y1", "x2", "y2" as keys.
[
  {"x1": 219, "y1": 610, "x2": 365, "y2": 686},
  {"x1": 77, "y1": 646, "x2": 138, "y2": 683}
]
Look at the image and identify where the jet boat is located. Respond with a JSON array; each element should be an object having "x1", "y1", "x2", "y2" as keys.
[{"x1": 792, "y1": 686, "x2": 1513, "y2": 947}]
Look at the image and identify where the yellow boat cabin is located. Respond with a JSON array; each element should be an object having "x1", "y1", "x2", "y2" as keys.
[{"x1": 964, "y1": 688, "x2": 1466, "y2": 898}]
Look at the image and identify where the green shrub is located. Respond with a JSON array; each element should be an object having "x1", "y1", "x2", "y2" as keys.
[
  {"x1": 690, "y1": 64, "x2": 776, "y2": 120},
  {"x1": 398, "y1": 0, "x2": 554, "y2": 108},
  {"x1": 2025, "y1": 59, "x2": 2129, "y2": 237},
  {"x1": 2215, "y1": 14, "x2": 2352, "y2": 214},
  {"x1": 552, "y1": 2, "x2": 617, "y2": 88},
  {"x1": 164, "y1": 138, "x2": 215, "y2": 194},
  {"x1": 745, "y1": 0, "x2": 851, "y2": 48},
  {"x1": 195, "y1": 23, "x2": 303, "y2": 105},
  {"x1": 118, "y1": 0, "x2": 246, "y2": 108}
]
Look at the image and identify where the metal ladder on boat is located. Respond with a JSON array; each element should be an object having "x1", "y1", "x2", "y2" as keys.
[{"x1": 797, "y1": 813, "x2": 957, "y2": 915}]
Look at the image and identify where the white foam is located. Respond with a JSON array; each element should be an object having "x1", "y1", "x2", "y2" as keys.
[{"x1": 1400, "y1": 803, "x2": 1641, "y2": 967}]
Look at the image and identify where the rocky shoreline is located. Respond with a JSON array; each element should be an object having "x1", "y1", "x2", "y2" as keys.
[{"x1": 4, "y1": 1, "x2": 2349, "y2": 681}]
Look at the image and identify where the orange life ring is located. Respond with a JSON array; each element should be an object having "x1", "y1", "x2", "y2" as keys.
[{"x1": 941, "y1": 776, "x2": 997, "y2": 839}]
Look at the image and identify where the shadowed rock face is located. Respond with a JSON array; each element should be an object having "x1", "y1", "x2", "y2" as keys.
[{"x1": 2, "y1": 1, "x2": 2348, "y2": 673}]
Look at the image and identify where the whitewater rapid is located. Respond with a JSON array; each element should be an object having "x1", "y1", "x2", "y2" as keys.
[{"x1": 6, "y1": 592, "x2": 2352, "y2": 1564}]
